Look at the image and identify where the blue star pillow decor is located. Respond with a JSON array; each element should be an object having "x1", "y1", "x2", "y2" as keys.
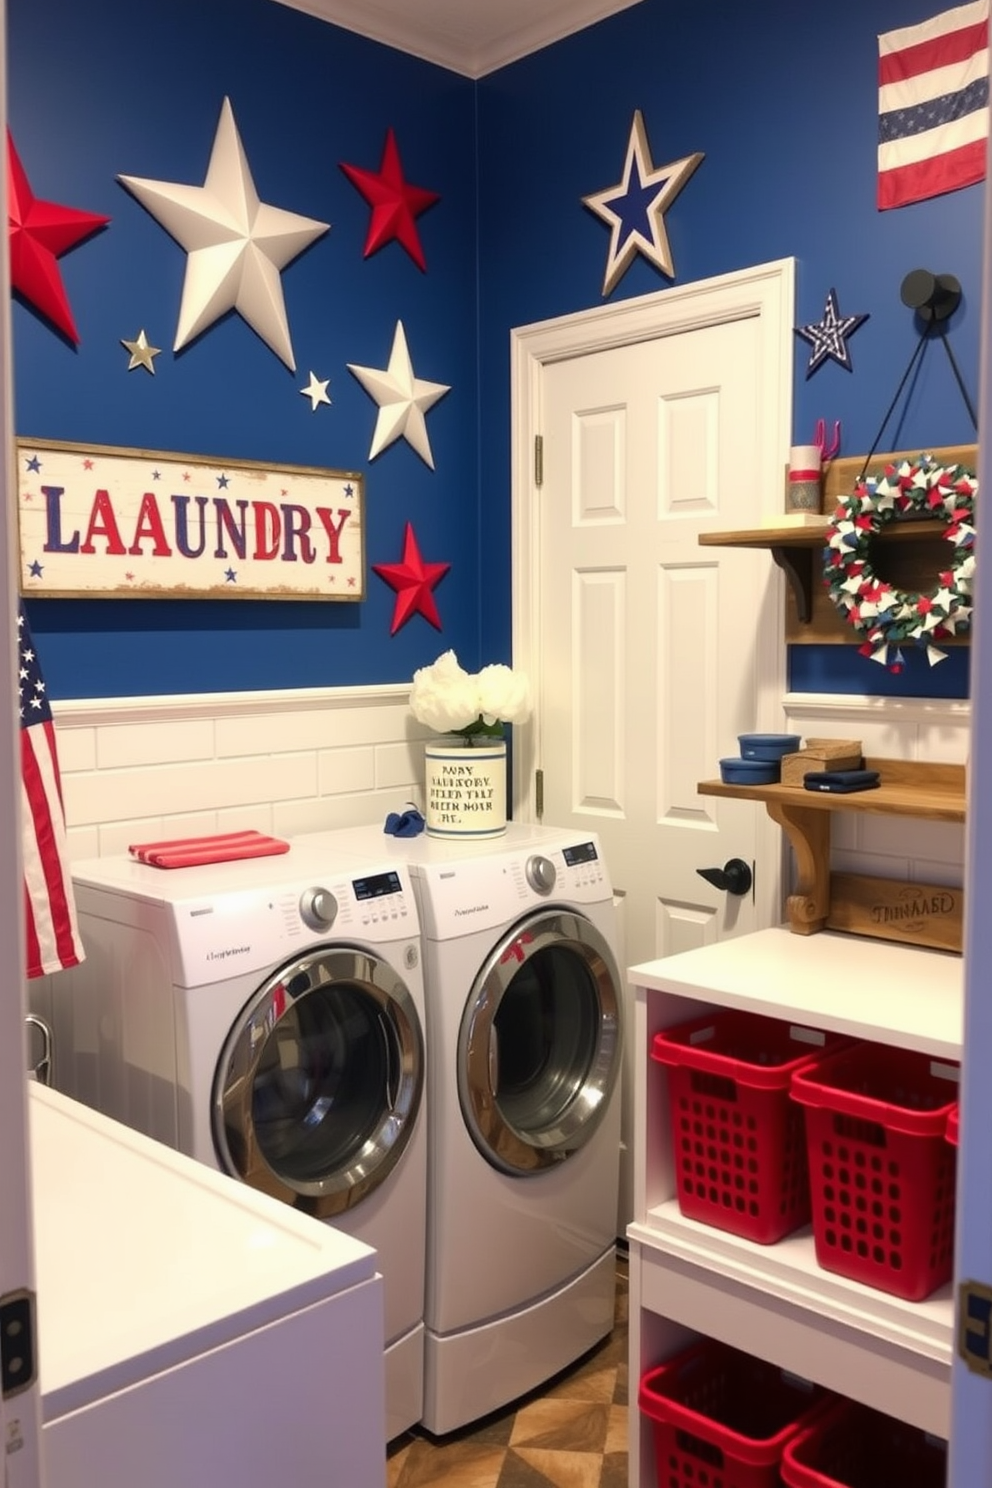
[
  {"x1": 795, "y1": 288, "x2": 869, "y2": 377},
  {"x1": 582, "y1": 110, "x2": 704, "y2": 296}
]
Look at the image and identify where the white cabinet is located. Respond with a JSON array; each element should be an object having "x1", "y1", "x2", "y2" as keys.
[
  {"x1": 626, "y1": 926, "x2": 962, "y2": 1488},
  {"x1": 30, "y1": 1083, "x2": 386, "y2": 1488}
]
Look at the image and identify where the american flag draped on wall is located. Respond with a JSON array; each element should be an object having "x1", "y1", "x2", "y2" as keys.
[
  {"x1": 878, "y1": 0, "x2": 990, "y2": 209},
  {"x1": 18, "y1": 601, "x2": 83, "y2": 978}
]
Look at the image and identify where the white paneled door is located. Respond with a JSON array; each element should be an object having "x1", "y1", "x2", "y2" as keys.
[{"x1": 511, "y1": 260, "x2": 795, "y2": 1225}]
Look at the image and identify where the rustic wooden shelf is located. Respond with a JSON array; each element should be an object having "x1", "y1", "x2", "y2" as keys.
[
  {"x1": 699, "y1": 522, "x2": 828, "y2": 623},
  {"x1": 698, "y1": 756, "x2": 965, "y2": 821},
  {"x1": 698, "y1": 758, "x2": 965, "y2": 948},
  {"x1": 698, "y1": 442, "x2": 977, "y2": 639}
]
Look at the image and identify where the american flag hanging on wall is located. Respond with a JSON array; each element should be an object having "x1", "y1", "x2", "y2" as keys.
[
  {"x1": 878, "y1": 0, "x2": 990, "y2": 210},
  {"x1": 19, "y1": 601, "x2": 83, "y2": 978}
]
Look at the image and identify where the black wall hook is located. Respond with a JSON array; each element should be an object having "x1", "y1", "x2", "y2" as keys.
[
  {"x1": 860, "y1": 268, "x2": 976, "y2": 477},
  {"x1": 900, "y1": 268, "x2": 962, "y2": 323}
]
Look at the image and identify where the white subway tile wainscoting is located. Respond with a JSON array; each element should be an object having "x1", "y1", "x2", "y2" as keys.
[
  {"x1": 50, "y1": 687, "x2": 969, "y2": 888},
  {"x1": 52, "y1": 684, "x2": 432, "y2": 861}
]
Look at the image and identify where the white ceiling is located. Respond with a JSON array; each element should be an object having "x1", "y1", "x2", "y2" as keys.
[{"x1": 274, "y1": 0, "x2": 645, "y2": 78}]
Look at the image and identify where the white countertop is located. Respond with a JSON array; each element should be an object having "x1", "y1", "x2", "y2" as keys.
[
  {"x1": 30, "y1": 1084, "x2": 377, "y2": 1419},
  {"x1": 629, "y1": 925, "x2": 964, "y2": 1057}
]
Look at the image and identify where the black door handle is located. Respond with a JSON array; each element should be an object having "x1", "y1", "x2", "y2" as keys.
[{"x1": 696, "y1": 858, "x2": 753, "y2": 896}]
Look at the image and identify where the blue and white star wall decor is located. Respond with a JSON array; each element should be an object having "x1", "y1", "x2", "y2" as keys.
[
  {"x1": 795, "y1": 288, "x2": 869, "y2": 377},
  {"x1": 582, "y1": 110, "x2": 704, "y2": 296}
]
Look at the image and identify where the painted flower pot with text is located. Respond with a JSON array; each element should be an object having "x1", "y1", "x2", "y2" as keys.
[{"x1": 425, "y1": 737, "x2": 507, "y2": 839}]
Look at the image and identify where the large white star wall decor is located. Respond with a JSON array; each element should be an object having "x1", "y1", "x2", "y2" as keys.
[
  {"x1": 582, "y1": 110, "x2": 704, "y2": 296},
  {"x1": 118, "y1": 97, "x2": 329, "y2": 371},
  {"x1": 795, "y1": 288, "x2": 869, "y2": 377},
  {"x1": 347, "y1": 320, "x2": 450, "y2": 468}
]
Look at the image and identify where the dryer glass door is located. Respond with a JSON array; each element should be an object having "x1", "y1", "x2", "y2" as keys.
[
  {"x1": 458, "y1": 910, "x2": 621, "y2": 1175},
  {"x1": 213, "y1": 947, "x2": 424, "y2": 1217}
]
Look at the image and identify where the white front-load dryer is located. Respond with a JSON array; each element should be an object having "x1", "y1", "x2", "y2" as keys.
[
  {"x1": 39, "y1": 841, "x2": 427, "y2": 1442},
  {"x1": 306, "y1": 822, "x2": 624, "y2": 1434}
]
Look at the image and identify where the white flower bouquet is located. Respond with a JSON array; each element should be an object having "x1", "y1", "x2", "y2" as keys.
[{"x1": 410, "y1": 650, "x2": 532, "y2": 739}]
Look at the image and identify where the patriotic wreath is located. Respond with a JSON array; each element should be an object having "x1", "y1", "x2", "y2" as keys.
[{"x1": 823, "y1": 454, "x2": 976, "y2": 671}]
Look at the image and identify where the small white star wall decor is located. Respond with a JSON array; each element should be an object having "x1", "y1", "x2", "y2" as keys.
[
  {"x1": 347, "y1": 320, "x2": 450, "y2": 468},
  {"x1": 118, "y1": 97, "x2": 330, "y2": 371},
  {"x1": 795, "y1": 288, "x2": 869, "y2": 377},
  {"x1": 300, "y1": 371, "x2": 331, "y2": 410},
  {"x1": 582, "y1": 110, "x2": 704, "y2": 296},
  {"x1": 120, "y1": 328, "x2": 161, "y2": 373}
]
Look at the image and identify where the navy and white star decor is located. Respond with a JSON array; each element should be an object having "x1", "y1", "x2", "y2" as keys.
[
  {"x1": 582, "y1": 111, "x2": 704, "y2": 296},
  {"x1": 795, "y1": 288, "x2": 869, "y2": 377}
]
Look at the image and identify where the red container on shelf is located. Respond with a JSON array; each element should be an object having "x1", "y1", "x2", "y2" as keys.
[
  {"x1": 790, "y1": 1042, "x2": 958, "y2": 1301},
  {"x1": 651, "y1": 1010, "x2": 844, "y2": 1243},
  {"x1": 638, "y1": 1338, "x2": 826, "y2": 1488},
  {"x1": 946, "y1": 1103, "x2": 959, "y2": 1146},
  {"x1": 781, "y1": 1398, "x2": 947, "y2": 1488}
]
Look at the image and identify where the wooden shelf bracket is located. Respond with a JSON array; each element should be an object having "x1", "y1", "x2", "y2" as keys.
[
  {"x1": 766, "y1": 799, "x2": 831, "y2": 933},
  {"x1": 769, "y1": 545, "x2": 816, "y2": 624}
]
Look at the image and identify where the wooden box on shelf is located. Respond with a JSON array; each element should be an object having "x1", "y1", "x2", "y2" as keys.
[{"x1": 779, "y1": 738, "x2": 863, "y2": 786}]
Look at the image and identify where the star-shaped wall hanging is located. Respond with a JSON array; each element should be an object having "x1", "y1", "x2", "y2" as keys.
[
  {"x1": 582, "y1": 110, "x2": 704, "y2": 296},
  {"x1": 118, "y1": 97, "x2": 329, "y2": 371},
  {"x1": 7, "y1": 132, "x2": 110, "y2": 344},
  {"x1": 795, "y1": 288, "x2": 869, "y2": 377},
  {"x1": 300, "y1": 371, "x2": 331, "y2": 410},
  {"x1": 348, "y1": 320, "x2": 450, "y2": 468},
  {"x1": 340, "y1": 128, "x2": 439, "y2": 272},
  {"x1": 372, "y1": 521, "x2": 450, "y2": 634},
  {"x1": 121, "y1": 328, "x2": 161, "y2": 373}
]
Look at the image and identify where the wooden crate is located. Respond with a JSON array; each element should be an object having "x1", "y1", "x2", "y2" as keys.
[{"x1": 827, "y1": 873, "x2": 963, "y2": 953}]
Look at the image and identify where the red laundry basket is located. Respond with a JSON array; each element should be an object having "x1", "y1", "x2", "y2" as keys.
[
  {"x1": 651, "y1": 1010, "x2": 843, "y2": 1243},
  {"x1": 638, "y1": 1338, "x2": 826, "y2": 1488},
  {"x1": 781, "y1": 1398, "x2": 947, "y2": 1488},
  {"x1": 790, "y1": 1041, "x2": 958, "y2": 1300},
  {"x1": 946, "y1": 1103, "x2": 959, "y2": 1146}
]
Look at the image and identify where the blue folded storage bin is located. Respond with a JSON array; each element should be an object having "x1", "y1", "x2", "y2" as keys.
[{"x1": 719, "y1": 757, "x2": 780, "y2": 785}]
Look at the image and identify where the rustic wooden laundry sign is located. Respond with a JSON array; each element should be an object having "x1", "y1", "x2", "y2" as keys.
[{"x1": 17, "y1": 438, "x2": 365, "y2": 601}]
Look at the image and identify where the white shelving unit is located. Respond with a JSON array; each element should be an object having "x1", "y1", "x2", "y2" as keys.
[{"x1": 627, "y1": 926, "x2": 963, "y2": 1488}]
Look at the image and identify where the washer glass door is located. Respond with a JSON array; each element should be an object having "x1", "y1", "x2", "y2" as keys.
[
  {"x1": 458, "y1": 910, "x2": 621, "y2": 1175},
  {"x1": 213, "y1": 946, "x2": 423, "y2": 1217}
]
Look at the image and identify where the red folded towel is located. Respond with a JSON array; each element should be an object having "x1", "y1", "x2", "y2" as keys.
[{"x1": 128, "y1": 830, "x2": 290, "y2": 869}]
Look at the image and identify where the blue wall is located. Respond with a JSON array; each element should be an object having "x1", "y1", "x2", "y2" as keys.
[
  {"x1": 476, "y1": 0, "x2": 981, "y2": 699},
  {"x1": 10, "y1": 0, "x2": 478, "y2": 695},
  {"x1": 10, "y1": 0, "x2": 983, "y2": 700}
]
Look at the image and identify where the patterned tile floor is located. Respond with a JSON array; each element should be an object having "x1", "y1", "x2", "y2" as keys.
[{"x1": 387, "y1": 1248, "x2": 629, "y2": 1488}]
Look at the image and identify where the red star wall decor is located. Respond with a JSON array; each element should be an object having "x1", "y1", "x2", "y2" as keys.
[
  {"x1": 372, "y1": 521, "x2": 450, "y2": 634},
  {"x1": 339, "y1": 128, "x2": 439, "y2": 272},
  {"x1": 7, "y1": 132, "x2": 110, "y2": 344}
]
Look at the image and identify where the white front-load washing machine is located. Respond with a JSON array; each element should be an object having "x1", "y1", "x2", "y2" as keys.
[
  {"x1": 38, "y1": 840, "x2": 427, "y2": 1442},
  {"x1": 307, "y1": 822, "x2": 624, "y2": 1434}
]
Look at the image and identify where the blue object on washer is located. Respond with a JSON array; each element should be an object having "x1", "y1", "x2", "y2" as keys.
[
  {"x1": 719, "y1": 757, "x2": 780, "y2": 785},
  {"x1": 383, "y1": 806, "x2": 425, "y2": 837}
]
